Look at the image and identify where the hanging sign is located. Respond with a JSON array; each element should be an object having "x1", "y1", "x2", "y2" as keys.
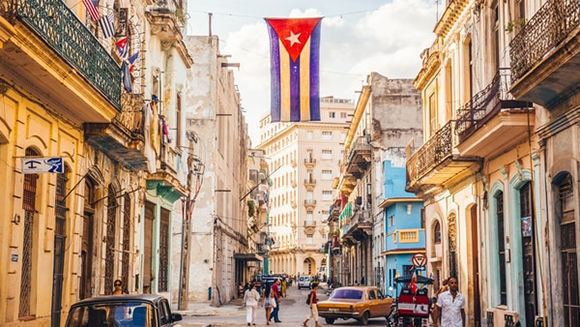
[
  {"x1": 21, "y1": 157, "x2": 63, "y2": 173},
  {"x1": 412, "y1": 253, "x2": 428, "y2": 267}
]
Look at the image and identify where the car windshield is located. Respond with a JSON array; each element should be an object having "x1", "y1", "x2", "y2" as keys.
[
  {"x1": 66, "y1": 301, "x2": 155, "y2": 327},
  {"x1": 331, "y1": 289, "x2": 363, "y2": 300},
  {"x1": 300, "y1": 277, "x2": 309, "y2": 281}
]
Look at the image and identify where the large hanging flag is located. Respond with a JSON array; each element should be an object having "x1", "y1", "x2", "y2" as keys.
[{"x1": 265, "y1": 17, "x2": 322, "y2": 122}]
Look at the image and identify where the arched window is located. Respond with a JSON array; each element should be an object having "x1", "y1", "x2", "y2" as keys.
[{"x1": 433, "y1": 220, "x2": 441, "y2": 244}]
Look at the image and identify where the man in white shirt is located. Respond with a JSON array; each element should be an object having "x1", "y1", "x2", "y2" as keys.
[{"x1": 433, "y1": 277, "x2": 465, "y2": 327}]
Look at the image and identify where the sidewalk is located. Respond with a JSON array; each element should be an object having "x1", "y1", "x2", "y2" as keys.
[{"x1": 176, "y1": 300, "x2": 245, "y2": 317}]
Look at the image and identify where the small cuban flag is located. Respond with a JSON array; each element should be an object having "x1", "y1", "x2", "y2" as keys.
[
  {"x1": 116, "y1": 37, "x2": 129, "y2": 59},
  {"x1": 265, "y1": 17, "x2": 322, "y2": 122}
]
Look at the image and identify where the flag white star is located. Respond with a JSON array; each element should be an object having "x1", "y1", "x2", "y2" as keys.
[{"x1": 285, "y1": 31, "x2": 301, "y2": 47}]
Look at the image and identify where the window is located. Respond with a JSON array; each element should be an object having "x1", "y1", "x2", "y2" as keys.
[
  {"x1": 496, "y1": 191, "x2": 507, "y2": 305},
  {"x1": 322, "y1": 170, "x2": 332, "y2": 180},
  {"x1": 322, "y1": 131, "x2": 332, "y2": 140},
  {"x1": 322, "y1": 191, "x2": 332, "y2": 201},
  {"x1": 176, "y1": 93, "x2": 182, "y2": 148},
  {"x1": 433, "y1": 221, "x2": 441, "y2": 243},
  {"x1": 307, "y1": 131, "x2": 313, "y2": 140},
  {"x1": 388, "y1": 215, "x2": 394, "y2": 227},
  {"x1": 340, "y1": 112, "x2": 347, "y2": 118},
  {"x1": 306, "y1": 211, "x2": 313, "y2": 223},
  {"x1": 321, "y1": 150, "x2": 332, "y2": 160},
  {"x1": 429, "y1": 93, "x2": 437, "y2": 136},
  {"x1": 329, "y1": 112, "x2": 336, "y2": 118},
  {"x1": 402, "y1": 265, "x2": 413, "y2": 275},
  {"x1": 368, "y1": 290, "x2": 377, "y2": 300},
  {"x1": 306, "y1": 235, "x2": 313, "y2": 244}
]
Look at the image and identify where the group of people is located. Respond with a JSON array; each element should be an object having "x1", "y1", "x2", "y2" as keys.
[{"x1": 242, "y1": 279, "x2": 283, "y2": 326}]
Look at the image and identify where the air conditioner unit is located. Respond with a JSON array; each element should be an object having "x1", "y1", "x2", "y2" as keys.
[{"x1": 487, "y1": 308, "x2": 519, "y2": 327}]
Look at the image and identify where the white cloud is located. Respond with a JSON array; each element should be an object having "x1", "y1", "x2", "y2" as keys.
[{"x1": 224, "y1": 0, "x2": 436, "y2": 145}]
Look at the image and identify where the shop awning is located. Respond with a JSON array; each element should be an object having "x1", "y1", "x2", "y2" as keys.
[{"x1": 234, "y1": 253, "x2": 262, "y2": 261}]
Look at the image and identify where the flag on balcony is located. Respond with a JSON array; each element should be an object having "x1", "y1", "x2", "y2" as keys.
[
  {"x1": 82, "y1": 0, "x2": 100, "y2": 22},
  {"x1": 121, "y1": 61, "x2": 132, "y2": 93},
  {"x1": 128, "y1": 52, "x2": 139, "y2": 72},
  {"x1": 116, "y1": 37, "x2": 129, "y2": 59},
  {"x1": 142, "y1": 103, "x2": 157, "y2": 173},
  {"x1": 99, "y1": 12, "x2": 115, "y2": 38},
  {"x1": 265, "y1": 17, "x2": 322, "y2": 122}
]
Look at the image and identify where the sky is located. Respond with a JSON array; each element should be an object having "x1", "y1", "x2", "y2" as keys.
[{"x1": 186, "y1": 0, "x2": 439, "y2": 145}]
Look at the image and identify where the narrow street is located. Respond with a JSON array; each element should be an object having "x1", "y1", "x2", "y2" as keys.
[{"x1": 181, "y1": 284, "x2": 390, "y2": 326}]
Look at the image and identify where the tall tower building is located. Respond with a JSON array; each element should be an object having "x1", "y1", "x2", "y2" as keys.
[{"x1": 258, "y1": 97, "x2": 354, "y2": 276}]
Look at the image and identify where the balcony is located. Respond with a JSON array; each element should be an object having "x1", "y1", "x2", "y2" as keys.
[
  {"x1": 455, "y1": 69, "x2": 533, "y2": 158},
  {"x1": 85, "y1": 93, "x2": 148, "y2": 171},
  {"x1": 385, "y1": 228, "x2": 426, "y2": 253},
  {"x1": 0, "y1": 0, "x2": 121, "y2": 122},
  {"x1": 509, "y1": 0, "x2": 580, "y2": 107},
  {"x1": 406, "y1": 121, "x2": 479, "y2": 192},
  {"x1": 345, "y1": 136, "x2": 372, "y2": 179},
  {"x1": 341, "y1": 209, "x2": 372, "y2": 243},
  {"x1": 304, "y1": 177, "x2": 316, "y2": 188},
  {"x1": 146, "y1": 0, "x2": 192, "y2": 67},
  {"x1": 147, "y1": 145, "x2": 186, "y2": 203},
  {"x1": 304, "y1": 199, "x2": 317, "y2": 209},
  {"x1": 304, "y1": 157, "x2": 316, "y2": 168},
  {"x1": 304, "y1": 220, "x2": 316, "y2": 235},
  {"x1": 338, "y1": 202, "x2": 352, "y2": 238},
  {"x1": 291, "y1": 179, "x2": 297, "y2": 188}
]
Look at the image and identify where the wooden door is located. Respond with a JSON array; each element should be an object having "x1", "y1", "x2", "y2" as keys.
[
  {"x1": 143, "y1": 201, "x2": 155, "y2": 293},
  {"x1": 471, "y1": 205, "x2": 481, "y2": 327}
]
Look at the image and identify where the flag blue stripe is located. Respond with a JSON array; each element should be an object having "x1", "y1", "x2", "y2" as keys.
[
  {"x1": 309, "y1": 21, "x2": 321, "y2": 121},
  {"x1": 289, "y1": 59, "x2": 300, "y2": 122},
  {"x1": 267, "y1": 24, "x2": 281, "y2": 122}
]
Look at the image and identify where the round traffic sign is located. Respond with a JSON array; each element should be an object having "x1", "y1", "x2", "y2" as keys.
[{"x1": 412, "y1": 253, "x2": 428, "y2": 267}]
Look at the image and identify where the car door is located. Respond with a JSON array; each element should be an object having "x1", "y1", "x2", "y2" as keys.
[
  {"x1": 367, "y1": 289, "x2": 378, "y2": 317},
  {"x1": 376, "y1": 289, "x2": 391, "y2": 316},
  {"x1": 158, "y1": 299, "x2": 172, "y2": 326}
]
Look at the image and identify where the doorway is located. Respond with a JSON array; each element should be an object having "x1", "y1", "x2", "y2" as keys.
[
  {"x1": 520, "y1": 182, "x2": 537, "y2": 327},
  {"x1": 51, "y1": 166, "x2": 68, "y2": 327},
  {"x1": 143, "y1": 201, "x2": 155, "y2": 293},
  {"x1": 80, "y1": 179, "x2": 95, "y2": 299},
  {"x1": 470, "y1": 205, "x2": 481, "y2": 327}
]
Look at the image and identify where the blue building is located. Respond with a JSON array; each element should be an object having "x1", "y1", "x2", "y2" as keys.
[{"x1": 379, "y1": 160, "x2": 424, "y2": 296}]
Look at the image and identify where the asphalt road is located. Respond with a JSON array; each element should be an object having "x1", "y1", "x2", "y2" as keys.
[{"x1": 181, "y1": 284, "x2": 391, "y2": 327}]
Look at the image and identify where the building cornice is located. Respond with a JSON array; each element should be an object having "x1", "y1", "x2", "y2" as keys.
[
  {"x1": 257, "y1": 121, "x2": 351, "y2": 149},
  {"x1": 344, "y1": 85, "x2": 371, "y2": 151}
]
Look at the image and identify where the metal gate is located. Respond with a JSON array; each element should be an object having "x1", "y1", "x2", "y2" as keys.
[
  {"x1": 19, "y1": 148, "x2": 38, "y2": 319},
  {"x1": 520, "y1": 182, "x2": 537, "y2": 327},
  {"x1": 158, "y1": 207, "x2": 170, "y2": 292},
  {"x1": 104, "y1": 185, "x2": 117, "y2": 295},
  {"x1": 122, "y1": 193, "x2": 131, "y2": 293},
  {"x1": 51, "y1": 168, "x2": 68, "y2": 327},
  {"x1": 80, "y1": 180, "x2": 95, "y2": 299}
]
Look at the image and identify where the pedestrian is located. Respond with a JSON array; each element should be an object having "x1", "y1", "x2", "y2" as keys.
[
  {"x1": 269, "y1": 279, "x2": 282, "y2": 323},
  {"x1": 112, "y1": 279, "x2": 126, "y2": 295},
  {"x1": 261, "y1": 282, "x2": 274, "y2": 325},
  {"x1": 360, "y1": 275, "x2": 366, "y2": 286},
  {"x1": 302, "y1": 282, "x2": 320, "y2": 327},
  {"x1": 281, "y1": 278, "x2": 287, "y2": 297},
  {"x1": 243, "y1": 282, "x2": 260, "y2": 326},
  {"x1": 433, "y1": 277, "x2": 465, "y2": 327}
]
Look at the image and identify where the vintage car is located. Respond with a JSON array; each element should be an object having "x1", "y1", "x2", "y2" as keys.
[
  {"x1": 317, "y1": 286, "x2": 394, "y2": 325},
  {"x1": 64, "y1": 294, "x2": 182, "y2": 327}
]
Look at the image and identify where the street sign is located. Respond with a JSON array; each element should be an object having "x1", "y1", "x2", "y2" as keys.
[
  {"x1": 414, "y1": 265, "x2": 426, "y2": 271},
  {"x1": 21, "y1": 157, "x2": 63, "y2": 174},
  {"x1": 412, "y1": 253, "x2": 428, "y2": 267}
]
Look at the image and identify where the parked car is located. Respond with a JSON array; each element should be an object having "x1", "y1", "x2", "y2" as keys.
[
  {"x1": 65, "y1": 294, "x2": 182, "y2": 327},
  {"x1": 317, "y1": 286, "x2": 393, "y2": 325},
  {"x1": 297, "y1": 276, "x2": 312, "y2": 289}
]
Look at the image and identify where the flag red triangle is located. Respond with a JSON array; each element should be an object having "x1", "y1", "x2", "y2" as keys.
[{"x1": 265, "y1": 18, "x2": 322, "y2": 62}]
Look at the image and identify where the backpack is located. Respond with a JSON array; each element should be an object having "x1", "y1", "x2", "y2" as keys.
[{"x1": 306, "y1": 291, "x2": 312, "y2": 305}]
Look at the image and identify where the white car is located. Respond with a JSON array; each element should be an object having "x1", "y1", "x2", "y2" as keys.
[{"x1": 298, "y1": 276, "x2": 312, "y2": 289}]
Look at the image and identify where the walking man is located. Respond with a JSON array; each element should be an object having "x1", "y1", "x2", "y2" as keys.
[
  {"x1": 302, "y1": 282, "x2": 320, "y2": 327},
  {"x1": 433, "y1": 277, "x2": 465, "y2": 327},
  {"x1": 269, "y1": 279, "x2": 282, "y2": 323}
]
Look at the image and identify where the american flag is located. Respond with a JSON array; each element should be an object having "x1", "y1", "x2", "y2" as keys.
[
  {"x1": 82, "y1": 0, "x2": 100, "y2": 22},
  {"x1": 99, "y1": 12, "x2": 115, "y2": 38}
]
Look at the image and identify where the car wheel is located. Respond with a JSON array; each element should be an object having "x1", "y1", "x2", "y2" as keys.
[
  {"x1": 325, "y1": 318, "x2": 335, "y2": 325},
  {"x1": 359, "y1": 311, "x2": 370, "y2": 325}
]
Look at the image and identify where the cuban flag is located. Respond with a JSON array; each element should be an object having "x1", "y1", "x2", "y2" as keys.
[{"x1": 265, "y1": 18, "x2": 322, "y2": 122}]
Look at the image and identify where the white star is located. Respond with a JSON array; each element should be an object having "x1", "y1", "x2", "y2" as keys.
[{"x1": 285, "y1": 31, "x2": 301, "y2": 47}]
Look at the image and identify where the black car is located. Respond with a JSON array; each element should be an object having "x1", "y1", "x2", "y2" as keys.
[{"x1": 65, "y1": 294, "x2": 182, "y2": 327}]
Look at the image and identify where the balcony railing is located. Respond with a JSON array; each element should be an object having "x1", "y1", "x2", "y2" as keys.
[
  {"x1": 304, "y1": 220, "x2": 317, "y2": 227},
  {"x1": 510, "y1": 0, "x2": 580, "y2": 81},
  {"x1": 115, "y1": 93, "x2": 145, "y2": 139},
  {"x1": 406, "y1": 121, "x2": 454, "y2": 184},
  {"x1": 304, "y1": 157, "x2": 316, "y2": 166},
  {"x1": 2, "y1": 0, "x2": 122, "y2": 110},
  {"x1": 304, "y1": 199, "x2": 317, "y2": 207},
  {"x1": 304, "y1": 177, "x2": 316, "y2": 186},
  {"x1": 455, "y1": 69, "x2": 531, "y2": 139}
]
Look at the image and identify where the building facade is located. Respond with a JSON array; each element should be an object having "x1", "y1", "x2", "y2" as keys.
[
  {"x1": 379, "y1": 160, "x2": 424, "y2": 296},
  {"x1": 184, "y1": 35, "x2": 251, "y2": 306},
  {"x1": 257, "y1": 97, "x2": 354, "y2": 277},
  {"x1": 407, "y1": 0, "x2": 579, "y2": 326},
  {"x1": 335, "y1": 73, "x2": 422, "y2": 287}
]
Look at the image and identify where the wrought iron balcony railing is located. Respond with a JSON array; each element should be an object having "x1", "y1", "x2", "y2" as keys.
[
  {"x1": 1, "y1": 0, "x2": 122, "y2": 110},
  {"x1": 510, "y1": 0, "x2": 580, "y2": 81},
  {"x1": 406, "y1": 121, "x2": 454, "y2": 184},
  {"x1": 115, "y1": 93, "x2": 145, "y2": 139}
]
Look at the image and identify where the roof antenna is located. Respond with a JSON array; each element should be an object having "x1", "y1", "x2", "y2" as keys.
[{"x1": 208, "y1": 12, "x2": 213, "y2": 36}]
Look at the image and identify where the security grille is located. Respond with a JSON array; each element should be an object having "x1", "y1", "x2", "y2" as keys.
[
  {"x1": 19, "y1": 149, "x2": 38, "y2": 318},
  {"x1": 51, "y1": 168, "x2": 68, "y2": 327},
  {"x1": 158, "y1": 208, "x2": 170, "y2": 292},
  {"x1": 558, "y1": 173, "x2": 578, "y2": 327},
  {"x1": 104, "y1": 185, "x2": 117, "y2": 295},
  {"x1": 122, "y1": 193, "x2": 131, "y2": 292}
]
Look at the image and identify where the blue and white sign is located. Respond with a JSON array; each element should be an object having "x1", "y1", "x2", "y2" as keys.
[{"x1": 21, "y1": 157, "x2": 63, "y2": 174}]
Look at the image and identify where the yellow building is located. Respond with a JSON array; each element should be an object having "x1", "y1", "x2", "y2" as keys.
[
  {"x1": 0, "y1": 0, "x2": 120, "y2": 325},
  {"x1": 258, "y1": 97, "x2": 354, "y2": 276}
]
